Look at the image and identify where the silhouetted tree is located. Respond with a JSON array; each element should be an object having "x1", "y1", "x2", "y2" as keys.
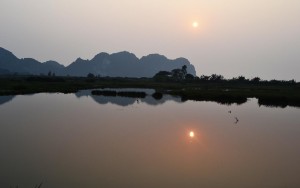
[
  {"x1": 154, "y1": 71, "x2": 172, "y2": 77},
  {"x1": 251, "y1": 77, "x2": 261, "y2": 83},
  {"x1": 48, "y1": 71, "x2": 52, "y2": 77},
  {"x1": 289, "y1": 79, "x2": 296, "y2": 84},
  {"x1": 153, "y1": 66, "x2": 190, "y2": 81},
  {"x1": 153, "y1": 71, "x2": 172, "y2": 81},
  {"x1": 171, "y1": 68, "x2": 184, "y2": 80},
  {"x1": 87, "y1": 73, "x2": 95, "y2": 78},
  {"x1": 237, "y1": 76, "x2": 246, "y2": 82},
  {"x1": 209, "y1": 74, "x2": 224, "y2": 81},
  {"x1": 185, "y1": 73, "x2": 195, "y2": 80},
  {"x1": 199, "y1": 75, "x2": 210, "y2": 81}
]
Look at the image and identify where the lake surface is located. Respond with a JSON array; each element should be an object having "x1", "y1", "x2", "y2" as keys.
[{"x1": 0, "y1": 90, "x2": 300, "y2": 188}]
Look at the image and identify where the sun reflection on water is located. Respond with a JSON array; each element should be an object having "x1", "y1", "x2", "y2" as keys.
[{"x1": 186, "y1": 129, "x2": 203, "y2": 145}]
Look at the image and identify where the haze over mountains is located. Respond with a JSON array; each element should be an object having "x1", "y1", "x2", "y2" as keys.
[{"x1": 0, "y1": 47, "x2": 196, "y2": 77}]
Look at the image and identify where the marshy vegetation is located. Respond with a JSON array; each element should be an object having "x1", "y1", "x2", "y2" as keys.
[{"x1": 0, "y1": 73, "x2": 299, "y2": 108}]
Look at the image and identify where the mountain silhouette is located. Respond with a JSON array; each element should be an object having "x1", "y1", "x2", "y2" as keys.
[
  {"x1": 0, "y1": 47, "x2": 65, "y2": 75},
  {"x1": 0, "y1": 47, "x2": 196, "y2": 77}
]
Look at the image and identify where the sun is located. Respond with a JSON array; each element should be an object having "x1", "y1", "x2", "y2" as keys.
[
  {"x1": 189, "y1": 131, "x2": 195, "y2": 138},
  {"x1": 192, "y1": 21, "x2": 199, "y2": 28}
]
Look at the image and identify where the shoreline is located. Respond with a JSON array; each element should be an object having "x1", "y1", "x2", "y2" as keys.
[{"x1": 0, "y1": 76, "x2": 299, "y2": 108}]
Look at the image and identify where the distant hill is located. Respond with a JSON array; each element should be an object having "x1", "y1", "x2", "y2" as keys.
[
  {"x1": 0, "y1": 47, "x2": 197, "y2": 77},
  {"x1": 0, "y1": 47, "x2": 65, "y2": 75}
]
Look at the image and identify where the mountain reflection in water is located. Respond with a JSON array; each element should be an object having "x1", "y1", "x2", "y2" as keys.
[
  {"x1": 0, "y1": 89, "x2": 299, "y2": 109},
  {"x1": 75, "y1": 89, "x2": 182, "y2": 107},
  {"x1": 0, "y1": 95, "x2": 15, "y2": 105}
]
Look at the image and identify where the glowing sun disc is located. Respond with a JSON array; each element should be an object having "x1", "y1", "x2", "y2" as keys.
[
  {"x1": 189, "y1": 131, "x2": 195, "y2": 138},
  {"x1": 192, "y1": 22, "x2": 199, "y2": 28}
]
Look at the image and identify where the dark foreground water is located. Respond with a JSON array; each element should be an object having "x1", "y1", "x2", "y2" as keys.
[{"x1": 0, "y1": 90, "x2": 300, "y2": 188}]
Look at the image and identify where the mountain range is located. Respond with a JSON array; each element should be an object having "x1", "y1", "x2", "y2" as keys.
[{"x1": 0, "y1": 47, "x2": 196, "y2": 77}]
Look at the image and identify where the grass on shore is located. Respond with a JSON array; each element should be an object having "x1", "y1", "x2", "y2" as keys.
[{"x1": 0, "y1": 76, "x2": 299, "y2": 108}]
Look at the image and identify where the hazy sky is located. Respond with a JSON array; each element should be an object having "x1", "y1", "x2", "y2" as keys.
[{"x1": 1, "y1": 0, "x2": 300, "y2": 80}]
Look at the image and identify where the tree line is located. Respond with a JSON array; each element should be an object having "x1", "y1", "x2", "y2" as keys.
[{"x1": 153, "y1": 66, "x2": 297, "y2": 85}]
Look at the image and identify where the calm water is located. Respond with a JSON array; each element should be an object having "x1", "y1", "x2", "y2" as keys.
[{"x1": 0, "y1": 90, "x2": 300, "y2": 188}]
